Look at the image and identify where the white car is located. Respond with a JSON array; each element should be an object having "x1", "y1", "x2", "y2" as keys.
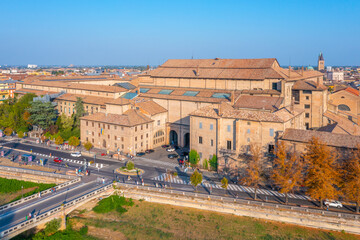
[
  {"x1": 166, "y1": 148, "x2": 175, "y2": 152},
  {"x1": 324, "y1": 200, "x2": 343, "y2": 208},
  {"x1": 71, "y1": 152, "x2": 82, "y2": 157}
]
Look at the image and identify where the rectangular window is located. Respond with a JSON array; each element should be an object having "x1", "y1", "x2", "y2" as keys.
[
  {"x1": 86, "y1": 121, "x2": 88, "y2": 126},
  {"x1": 304, "y1": 104, "x2": 310, "y2": 109},
  {"x1": 305, "y1": 113, "x2": 310, "y2": 118},
  {"x1": 227, "y1": 141, "x2": 231, "y2": 150},
  {"x1": 199, "y1": 136, "x2": 203, "y2": 144},
  {"x1": 135, "y1": 137, "x2": 137, "y2": 141},
  {"x1": 135, "y1": 127, "x2": 137, "y2": 132},
  {"x1": 210, "y1": 124, "x2": 213, "y2": 130},
  {"x1": 141, "y1": 125, "x2": 143, "y2": 130},
  {"x1": 146, "y1": 124, "x2": 148, "y2": 129},
  {"x1": 108, "y1": 125, "x2": 110, "y2": 130},
  {"x1": 269, "y1": 128, "x2": 274, "y2": 137},
  {"x1": 227, "y1": 125, "x2": 231, "y2": 132},
  {"x1": 157, "y1": 120, "x2": 160, "y2": 126},
  {"x1": 92, "y1": 138, "x2": 94, "y2": 143},
  {"x1": 114, "y1": 126, "x2": 117, "y2": 130},
  {"x1": 305, "y1": 122, "x2": 310, "y2": 129},
  {"x1": 272, "y1": 82, "x2": 277, "y2": 90},
  {"x1": 303, "y1": 90, "x2": 312, "y2": 94},
  {"x1": 199, "y1": 122, "x2": 202, "y2": 129},
  {"x1": 211, "y1": 139, "x2": 213, "y2": 146},
  {"x1": 114, "y1": 136, "x2": 117, "y2": 140},
  {"x1": 121, "y1": 137, "x2": 124, "y2": 141},
  {"x1": 92, "y1": 122, "x2": 94, "y2": 127},
  {"x1": 306, "y1": 96, "x2": 309, "y2": 100},
  {"x1": 199, "y1": 152, "x2": 202, "y2": 159},
  {"x1": 247, "y1": 129, "x2": 250, "y2": 134}
]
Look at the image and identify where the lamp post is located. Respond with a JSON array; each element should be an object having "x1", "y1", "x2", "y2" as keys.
[{"x1": 21, "y1": 185, "x2": 23, "y2": 199}]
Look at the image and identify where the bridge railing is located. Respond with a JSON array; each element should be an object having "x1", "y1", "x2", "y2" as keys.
[
  {"x1": 0, "y1": 165, "x2": 78, "y2": 180},
  {"x1": 0, "y1": 177, "x2": 81, "y2": 212},
  {"x1": 117, "y1": 183, "x2": 360, "y2": 221},
  {"x1": 0, "y1": 182, "x2": 113, "y2": 239}
]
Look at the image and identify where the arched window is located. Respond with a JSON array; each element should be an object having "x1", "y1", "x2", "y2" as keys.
[{"x1": 338, "y1": 104, "x2": 350, "y2": 111}]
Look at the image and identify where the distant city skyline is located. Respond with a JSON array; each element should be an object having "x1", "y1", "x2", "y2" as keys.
[{"x1": 0, "y1": 0, "x2": 359, "y2": 66}]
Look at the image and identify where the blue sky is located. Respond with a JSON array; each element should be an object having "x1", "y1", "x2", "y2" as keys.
[{"x1": 0, "y1": 0, "x2": 359, "y2": 66}]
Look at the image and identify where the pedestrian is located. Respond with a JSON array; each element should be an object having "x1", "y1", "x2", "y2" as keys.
[
  {"x1": 102, "y1": 177, "x2": 105, "y2": 184},
  {"x1": 25, "y1": 215, "x2": 28, "y2": 221},
  {"x1": 326, "y1": 205, "x2": 329, "y2": 211},
  {"x1": 38, "y1": 192, "x2": 41, "y2": 198},
  {"x1": 28, "y1": 213, "x2": 31, "y2": 219},
  {"x1": 142, "y1": 179, "x2": 144, "y2": 186},
  {"x1": 210, "y1": 185, "x2": 212, "y2": 194}
]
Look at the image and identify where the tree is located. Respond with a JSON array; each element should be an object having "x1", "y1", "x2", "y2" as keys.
[
  {"x1": 203, "y1": 159, "x2": 209, "y2": 170},
  {"x1": 341, "y1": 146, "x2": 360, "y2": 213},
  {"x1": 209, "y1": 154, "x2": 218, "y2": 171},
  {"x1": 271, "y1": 142, "x2": 303, "y2": 204},
  {"x1": 73, "y1": 97, "x2": 85, "y2": 128},
  {"x1": 241, "y1": 143, "x2": 263, "y2": 200},
  {"x1": 4, "y1": 127, "x2": 12, "y2": 136},
  {"x1": 126, "y1": 161, "x2": 135, "y2": 170},
  {"x1": 68, "y1": 136, "x2": 80, "y2": 148},
  {"x1": 189, "y1": 149, "x2": 200, "y2": 167},
  {"x1": 303, "y1": 137, "x2": 340, "y2": 208},
  {"x1": 28, "y1": 101, "x2": 57, "y2": 129},
  {"x1": 17, "y1": 131, "x2": 24, "y2": 138},
  {"x1": 190, "y1": 170, "x2": 202, "y2": 191},
  {"x1": 55, "y1": 135, "x2": 64, "y2": 145},
  {"x1": 221, "y1": 177, "x2": 228, "y2": 191},
  {"x1": 84, "y1": 141, "x2": 93, "y2": 152},
  {"x1": 59, "y1": 113, "x2": 73, "y2": 130}
]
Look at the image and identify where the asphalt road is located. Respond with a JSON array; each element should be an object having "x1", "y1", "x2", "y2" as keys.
[{"x1": 0, "y1": 139, "x2": 358, "y2": 217}]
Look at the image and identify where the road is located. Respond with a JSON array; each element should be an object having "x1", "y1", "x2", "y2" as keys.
[
  {"x1": 0, "y1": 139, "x2": 358, "y2": 216},
  {"x1": 0, "y1": 176, "x2": 108, "y2": 232}
]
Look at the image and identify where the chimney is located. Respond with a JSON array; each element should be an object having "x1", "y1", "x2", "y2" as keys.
[{"x1": 288, "y1": 66, "x2": 291, "y2": 78}]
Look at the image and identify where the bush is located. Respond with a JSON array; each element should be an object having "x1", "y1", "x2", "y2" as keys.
[
  {"x1": 93, "y1": 195, "x2": 134, "y2": 214},
  {"x1": 55, "y1": 135, "x2": 64, "y2": 145},
  {"x1": 83, "y1": 141, "x2": 93, "y2": 152},
  {"x1": 126, "y1": 161, "x2": 135, "y2": 170},
  {"x1": 79, "y1": 225, "x2": 88, "y2": 235},
  {"x1": 4, "y1": 127, "x2": 12, "y2": 136},
  {"x1": 203, "y1": 159, "x2": 209, "y2": 170},
  {"x1": 209, "y1": 155, "x2": 218, "y2": 171},
  {"x1": 189, "y1": 149, "x2": 200, "y2": 167},
  {"x1": 17, "y1": 131, "x2": 24, "y2": 138},
  {"x1": 68, "y1": 136, "x2": 80, "y2": 147}
]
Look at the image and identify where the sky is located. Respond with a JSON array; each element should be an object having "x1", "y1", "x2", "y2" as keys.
[{"x1": 0, "y1": 0, "x2": 359, "y2": 66}]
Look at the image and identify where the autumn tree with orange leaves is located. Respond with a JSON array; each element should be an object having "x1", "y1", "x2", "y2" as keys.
[
  {"x1": 242, "y1": 143, "x2": 263, "y2": 200},
  {"x1": 271, "y1": 142, "x2": 303, "y2": 204},
  {"x1": 303, "y1": 137, "x2": 340, "y2": 208},
  {"x1": 341, "y1": 146, "x2": 360, "y2": 213}
]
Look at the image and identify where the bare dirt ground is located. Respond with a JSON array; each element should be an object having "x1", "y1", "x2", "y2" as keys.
[{"x1": 0, "y1": 186, "x2": 37, "y2": 205}]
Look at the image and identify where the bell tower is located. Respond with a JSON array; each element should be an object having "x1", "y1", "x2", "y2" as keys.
[{"x1": 317, "y1": 52, "x2": 325, "y2": 71}]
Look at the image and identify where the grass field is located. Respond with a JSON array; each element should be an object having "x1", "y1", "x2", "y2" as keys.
[
  {"x1": 62, "y1": 196, "x2": 360, "y2": 240},
  {"x1": 0, "y1": 177, "x2": 55, "y2": 204}
]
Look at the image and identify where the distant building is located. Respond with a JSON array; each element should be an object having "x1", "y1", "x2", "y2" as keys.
[
  {"x1": 327, "y1": 71, "x2": 344, "y2": 82},
  {"x1": 318, "y1": 52, "x2": 325, "y2": 71},
  {"x1": 327, "y1": 66, "x2": 332, "y2": 72},
  {"x1": 27, "y1": 64, "x2": 37, "y2": 69}
]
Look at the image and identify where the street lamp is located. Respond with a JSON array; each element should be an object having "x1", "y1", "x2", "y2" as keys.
[{"x1": 21, "y1": 185, "x2": 23, "y2": 199}]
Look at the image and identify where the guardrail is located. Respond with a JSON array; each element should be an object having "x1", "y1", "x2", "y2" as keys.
[
  {"x1": 0, "y1": 177, "x2": 81, "y2": 212},
  {"x1": 0, "y1": 182, "x2": 113, "y2": 239},
  {"x1": 117, "y1": 183, "x2": 360, "y2": 221},
  {"x1": 0, "y1": 165, "x2": 77, "y2": 180}
]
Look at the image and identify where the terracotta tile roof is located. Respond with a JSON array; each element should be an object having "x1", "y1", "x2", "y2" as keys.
[
  {"x1": 54, "y1": 93, "x2": 109, "y2": 106},
  {"x1": 160, "y1": 58, "x2": 278, "y2": 68},
  {"x1": 345, "y1": 87, "x2": 359, "y2": 96},
  {"x1": 135, "y1": 100, "x2": 167, "y2": 116},
  {"x1": 104, "y1": 98, "x2": 132, "y2": 106},
  {"x1": 281, "y1": 128, "x2": 360, "y2": 149},
  {"x1": 15, "y1": 88, "x2": 57, "y2": 96},
  {"x1": 190, "y1": 103, "x2": 303, "y2": 123},
  {"x1": 276, "y1": 68, "x2": 324, "y2": 81},
  {"x1": 323, "y1": 111, "x2": 360, "y2": 135},
  {"x1": 292, "y1": 80, "x2": 327, "y2": 91},
  {"x1": 80, "y1": 109, "x2": 153, "y2": 127},
  {"x1": 233, "y1": 95, "x2": 283, "y2": 111},
  {"x1": 22, "y1": 80, "x2": 127, "y2": 93}
]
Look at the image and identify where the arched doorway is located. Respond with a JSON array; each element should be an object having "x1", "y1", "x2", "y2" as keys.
[
  {"x1": 169, "y1": 130, "x2": 178, "y2": 146},
  {"x1": 184, "y1": 133, "x2": 190, "y2": 148}
]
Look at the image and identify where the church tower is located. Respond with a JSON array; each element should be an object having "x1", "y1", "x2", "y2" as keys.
[{"x1": 317, "y1": 52, "x2": 325, "y2": 71}]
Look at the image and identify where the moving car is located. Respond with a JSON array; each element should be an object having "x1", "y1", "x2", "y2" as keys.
[
  {"x1": 168, "y1": 154, "x2": 178, "y2": 159},
  {"x1": 53, "y1": 157, "x2": 63, "y2": 163},
  {"x1": 324, "y1": 200, "x2": 343, "y2": 208},
  {"x1": 145, "y1": 149, "x2": 154, "y2": 154},
  {"x1": 162, "y1": 144, "x2": 170, "y2": 148},
  {"x1": 70, "y1": 152, "x2": 82, "y2": 157},
  {"x1": 166, "y1": 148, "x2": 175, "y2": 152},
  {"x1": 136, "y1": 152, "x2": 146, "y2": 157}
]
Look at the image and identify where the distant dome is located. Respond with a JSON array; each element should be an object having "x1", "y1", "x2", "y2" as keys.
[{"x1": 307, "y1": 66, "x2": 314, "y2": 70}]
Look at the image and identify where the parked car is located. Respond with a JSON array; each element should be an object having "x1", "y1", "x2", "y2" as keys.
[
  {"x1": 173, "y1": 145, "x2": 180, "y2": 150},
  {"x1": 136, "y1": 152, "x2": 146, "y2": 157},
  {"x1": 145, "y1": 149, "x2": 154, "y2": 154},
  {"x1": 162, "y1": 144, "x2": 170, "y2": 148},
  {"x1": 324, "y1": 200, "x2": 343, "y2": 208},
  {"x1": 70, "y1": 152, "x2": 81, "y2": 157},
  {"x1": 101, "y1": 153, "x2": 107, "y2": 156},
  {"x1": 168, "y1": 154, "x2": 178, "y2": 159},
  {"x1": 53, "y1": 157, "x2": 63, "y2": 163},
  {"x1": 166, "y1": 148, "x2": 176, "y2": 152}
]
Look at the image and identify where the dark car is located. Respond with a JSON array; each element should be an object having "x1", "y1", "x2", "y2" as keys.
[
  {"x1": 180, "y1": 151, "x2": 189, "y2": 157},
  {"x1": 162, "y1": 144, "x2": 170, "y2": 148},
  {"x1": 145, "y1": 149, "x2": 154, "y2": 154},
  {"x1": 173, "y1": 145, "x2": 180, "y2": 150},
  {"x1": 168, "y1": 154, "x2": 178, "y2": 159},
  {"x1": 136, "y1": 152, "x2": 146, "y2": 157}
]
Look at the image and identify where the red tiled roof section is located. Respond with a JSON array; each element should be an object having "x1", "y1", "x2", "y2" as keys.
[
  {"x1": 281, "y1": 128, "x2": 360, "y2": 149},
  {"x1": 54, "y1": 93, "x2": 109, "y2": 106},
  {"x1": 104, "y1": 98, "x2": 132, "y2": 106},
  {"x1": 292, "y1": 80, "x2": 327, "y2": 91},
  {"x1": 15, "y1": 88, "x2": 57, "y2": 96},
  {"x1": 323, "y1": 111, "x2": 360, "y2": 135},
  {"x1": 345, "y1": 87, "x2": 359, "y2": 96},
  {"x1": 80, "y1": 109, "x2": 153, "y2": 127},
  {"x1": 135, "y1": 100, "x2": 167, "y2": 116},
  {"x1": 234, "y1": 95, "x2": 283, "y2": 111}
]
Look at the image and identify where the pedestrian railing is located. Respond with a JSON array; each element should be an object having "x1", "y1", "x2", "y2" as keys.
[
  {"x1": 0, "y1": 165, "x2": 77, "y2": 180},
  {"x1": 117, "y1": 183, "x2": 360, "y2": 221},
  {"x1": 0, "y1": 182, "x2": 113, "y2": 239},
  {"x1": 0, "y1": 166, "x2": 80, "y2": 212}
]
